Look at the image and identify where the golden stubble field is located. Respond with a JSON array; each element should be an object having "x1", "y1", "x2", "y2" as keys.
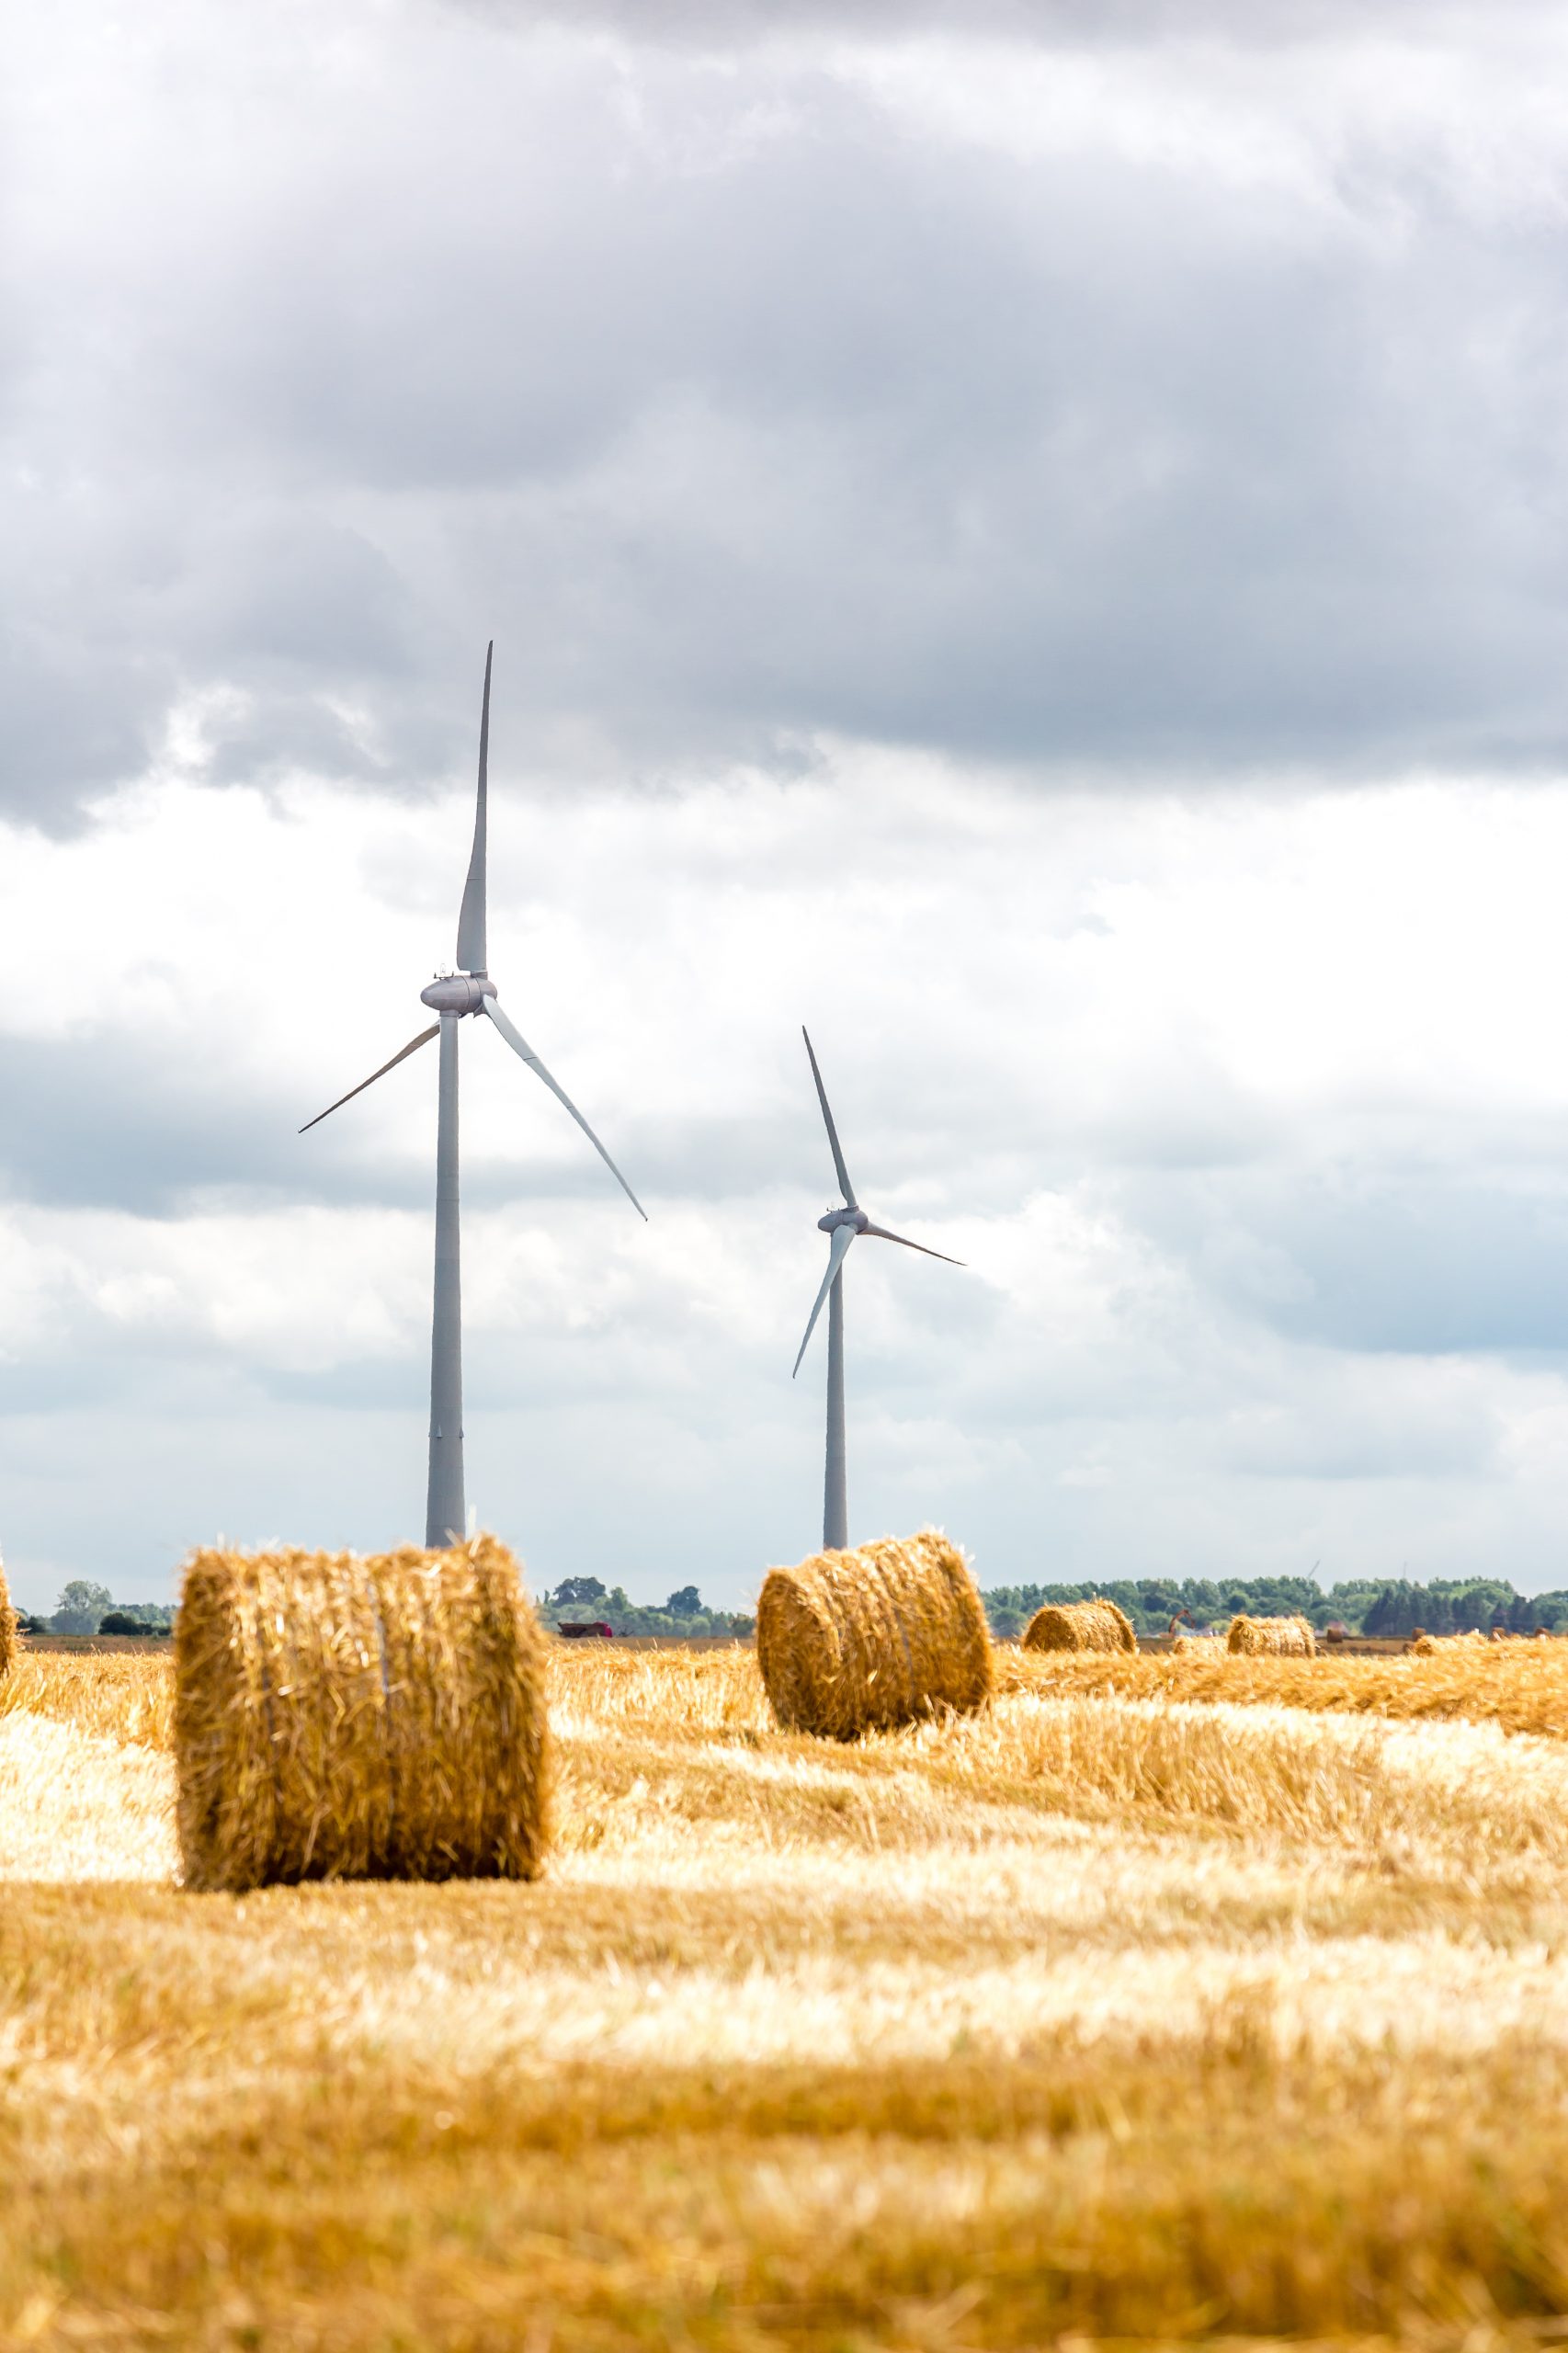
[{"x1": 7, "y1": 1640, "x2": 1568, "y2": 2349}]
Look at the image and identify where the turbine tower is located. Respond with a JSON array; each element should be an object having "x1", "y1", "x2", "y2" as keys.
[
  {"x1": 301, "y1": 642, "x2": 645, "y2": 1547},
  {"x1": 792, "y1": 1028, "x2": 962, "y2": 1552}
]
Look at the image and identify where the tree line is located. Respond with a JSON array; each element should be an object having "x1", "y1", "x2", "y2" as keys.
[
  {"x1": 539, "y1": 1576, "x2": 755, "y2": 1638},
  {"x1": 23, "y1": 1569, "x2": 1568, "y2": 1644},
  {"x1": 976, "y1": 1574, "x2": 1568, "y2": 1640},
  {"x1": 19, "y1": 1575, "x2": 756, "y2": 1641}
]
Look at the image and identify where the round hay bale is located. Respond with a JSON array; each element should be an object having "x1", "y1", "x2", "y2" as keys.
[
  {"x1": 1411, "y1": 1628, "x2": 1486, "y2": 1655},
  {"x1": 174, "y1": 1534, "x2": 551, "y2": 1893},
  {"x1": 756, "y1": 1529, "x2": 991, "y2": 1740},
  {"x1": 1225, "y1": 1613, "x2": 1317, "y2": 1657},
  {"x1": 0, "y1": 1556, "x2": 16, "y2": 1682},
  {"x1": 1022, "y1": 1597, "x2": 1137, "y2": 1654}
]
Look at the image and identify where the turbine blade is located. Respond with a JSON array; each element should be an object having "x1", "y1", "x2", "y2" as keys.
[
  {"x1": 482, "y1": 996, "x2": 647, "y2": 1220},
  {"x1": 861, "y1": 1220, "x2": 965, "y2": 1267},
  {"x1": 802, "y1": 1026, "x2": 856, "y2": 1207},
  {"x1": 792, "y1": 1223, "x2": 856, "y2": 1377},
  {"x1": 455, "y1": 640, "x2": 492, "y2": 974},
  {"x1": 299, "y1": 1024, "x2": 439, "y2": 1133}
]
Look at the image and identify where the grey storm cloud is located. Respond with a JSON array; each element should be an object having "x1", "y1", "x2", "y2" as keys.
[{"x1": 6, "y1": 0, "x2": 1568, "y2": 824}]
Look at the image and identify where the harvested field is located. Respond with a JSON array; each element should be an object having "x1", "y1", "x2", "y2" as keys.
[
  {"x1": 6, "y1": 1640, "x2": 1568, "y2": 2347},
  {"x1": 997, "y1": 1633, "x2": 1568, "y2": 1737}
]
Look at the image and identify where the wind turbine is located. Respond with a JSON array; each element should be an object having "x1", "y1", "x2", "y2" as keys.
[
  {"x1": 301, "y1": 642, "x2": 645, "y2": 1547},
  {"x1": 792, "y1": 1028, "x2": 963, "y2": 1552}
]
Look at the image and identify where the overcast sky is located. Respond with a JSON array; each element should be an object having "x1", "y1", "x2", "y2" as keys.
[{"x1": 6, "y1": 0, "x2": 1568, "y2": 1611}]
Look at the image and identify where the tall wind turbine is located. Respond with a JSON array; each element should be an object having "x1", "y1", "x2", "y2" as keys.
[
  {"x1": 792, "y1": 1028, "x2": 962, "y2": 1552},
  {"x1": 301, "y1": 642, "x2": 645, "y2": 1547}
]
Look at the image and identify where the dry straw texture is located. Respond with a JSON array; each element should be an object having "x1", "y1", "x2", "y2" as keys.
[
  {"x1": 1023, "y1": 1597, "x2": 1137, "y2": 1654},
  {"x1": 0, "y1": 1652, "x2": 173, "y2": 1750},
  {"x1": 1411, "y1": 1629, "x2": 1490, "y2": 1654},
  {"x1": 20, "y1": 1645, "x2": 1568, "y2": 2345},
  {"x1": 756, "y1": 1529, "x2": 991, "y2": 1739},
  {"x1": 1227, "y1": 1611, "x2": 1317, "y2": 1656},
  {"x1": 175, "y1": 1534, "x2": 550, "y2": 1893},
  {"x1": 995, "y1": 1641, "x2": 1568, "y2": 1739},
  {"x1": 0, "y1": 1558, "x2": 15, "y2": 1684}
]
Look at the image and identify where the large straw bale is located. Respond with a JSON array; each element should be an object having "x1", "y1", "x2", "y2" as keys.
[
  {"x1": 174, "y1": 1534, "x2": 550, "y2": 1893},
  {"x1": 1023, "y1": 1597, "x2": 1137, "y2": 1655},
  {"x1": 0, "y1": 1557, "x2": 15, "y2": 1683},
  {"x1": 1227, "y1": 1613, "x2": 1317, "y2": 1657},
  {"x1": 756, "y1": 1529, "x2": 991, "y2": 1740}
]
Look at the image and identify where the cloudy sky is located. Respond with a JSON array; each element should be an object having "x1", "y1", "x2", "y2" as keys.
[{"x1": 6, "y1": 0, "x2": 1568, "y2": 1612}]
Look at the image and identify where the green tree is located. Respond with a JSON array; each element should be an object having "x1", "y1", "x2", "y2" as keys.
[
  {"x1": 553, "y1": 1576, "x2": 607, "y2": 1608},
  {"x1": 52, "y1": 1580, "x2": 113, "y2": 1635}
]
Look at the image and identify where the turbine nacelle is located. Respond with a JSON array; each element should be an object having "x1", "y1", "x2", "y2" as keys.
[
  {"x1": 818, "y1": 1205, "x2": 869, "y2": 1235},
  {"x1": 420, "y1": 972, "x2": 497, "y2": 1017}
]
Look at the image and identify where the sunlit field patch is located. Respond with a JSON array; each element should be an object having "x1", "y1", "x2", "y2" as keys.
[{"x1": 6, "y1": 1640, "x2": 1568, "y2": 2347}]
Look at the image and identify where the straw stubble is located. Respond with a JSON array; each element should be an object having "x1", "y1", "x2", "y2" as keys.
[
  {"x1": 756, "y1": 1529, "x2": 992, "y2": 1739},
  {"x1": 174, "y1": 1535, "x2": 550, "y2": 1893},
  {"x1": 0, "y1": 1558, "x2": 15, "y2": 1683}
]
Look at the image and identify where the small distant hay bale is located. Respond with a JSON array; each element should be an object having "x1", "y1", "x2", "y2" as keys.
[
  {"x1": 1411, "y1": 1628, "x2": 1487, "y2": 1655},
  {"x1": 0, "y1": 1557, "x2": 15, "y2": 1681},
  {"x1": 1226, "y1": 1613, "x2": 1317, "y2": 1657},
  {"x1": 175, "y1": 1535, "x2": 550, "y2": 1893},
  {"x1": 1023, "y1": 1597, "x2": 1137, "y2": 1654},
  {"x1": 756, "y1": 1529, "x2": 991, "y2": 1740}
]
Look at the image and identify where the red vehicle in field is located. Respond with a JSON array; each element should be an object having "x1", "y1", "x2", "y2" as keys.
[{"x1": 558, "y1": 1620, "x2": 614, "y2": 1640}]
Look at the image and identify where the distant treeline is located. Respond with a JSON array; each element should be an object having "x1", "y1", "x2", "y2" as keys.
[
  {"x1": 538, "y1": 1576, "x2": 754, "y2": 1639},
  {"x1": 24, "y1": 1571, "x2": 1568, "y2": 1646},
  {"x1": 21, "y1": 1574, "x2": 756, "y2": 1643},
  {"x1": 17, "y1": 1582, "x2": 175, "y2": 1637},
  {"x1": 977, "y1": 1576, "x2": 1568, "y2": 1641}
]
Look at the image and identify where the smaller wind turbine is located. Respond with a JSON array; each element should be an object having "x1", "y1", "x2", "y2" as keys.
[{"x1": 792, "y1": 1028, "x2": 963, "y2": 1552}]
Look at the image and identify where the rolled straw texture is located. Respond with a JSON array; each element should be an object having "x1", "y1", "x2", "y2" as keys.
[
  {"x1": 0, "y1": 1558, "x2": 15, "y2": 1682},
  {"x1": 175, "y1": 1535, "x2": 550, "y2": 1893},
  {"x1": 1227, "y1": 1613, "x2": 1317, "y2": 1658},
  {"x1": 1023, "y1": 1597, "x2": 1137, "y2": 1654},
  {"x1": 756, "y1": 1529, "x2": 992, "y2": 1740}
]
